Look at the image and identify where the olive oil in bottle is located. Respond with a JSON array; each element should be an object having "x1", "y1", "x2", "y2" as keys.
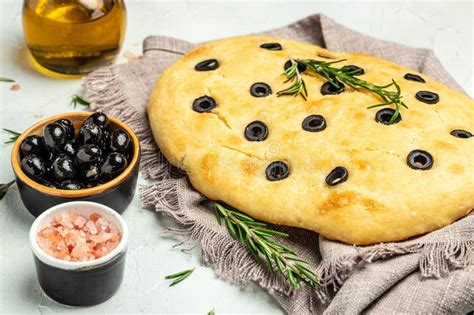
[{"x1": 22, "y1": 0, "x2": 127, "y2": 75}]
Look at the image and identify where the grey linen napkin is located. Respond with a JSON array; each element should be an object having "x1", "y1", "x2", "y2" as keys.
[{"x1": 83, "y1": 14, "x2": 474, "y2": 314}]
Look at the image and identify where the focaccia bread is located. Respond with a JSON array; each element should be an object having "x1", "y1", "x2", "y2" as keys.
[{"x1": 147, "y1": 36, "x2": 473, "y2": 245}]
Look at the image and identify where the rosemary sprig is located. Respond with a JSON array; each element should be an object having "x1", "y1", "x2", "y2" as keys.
[
  {"x1": 207, "y1": 309, "x2": 215, "y2": 315},
  {"x1": 70, "y1": 94, "x2": 90, "y2": 109},
  {"x1": 0, "y1": 181, "x2": 15, "y2": 200},
  {"x1": 215, "y1": 203, "x2": 318, "y2": 289},
  {"x1": 2, "y1": 128, "x2": 21, "y2": 144},
  {"x1": 165, "y1": 268, "x2": 195, "y2": 287},
  {"x1": 278, "y1": 58, "x2": 408, "y2": 123},
  {"x1": 276, "y1": 59, "x2": 308, "y2": 100},
  {"x1": 0, "y1": 77, "x2": 15, "y2": 83}
]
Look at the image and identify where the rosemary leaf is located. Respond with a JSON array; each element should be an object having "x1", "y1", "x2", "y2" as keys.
[
  {"x1": 2, "y1": 128, "x2": 21, "y2": 144},
  {"x1": 267, "y1": 242, "x2": 296, "y2": 255},
  {"x1": 277, "y1": 259, "x2": 287, "y2": 276},
  {"x1": 366, "y1": 100, "x2": 396, "y2": 109},
  {"x1": 228, "y1": 209, "x2": 254, "y2": 221},
  {"x1": 226, "y1": 219, "x2": 237, "y2": 239},
  {"x1": 284, "y1": 256, "x2": 310, "y2": 264},
  {"x1": 237, "y1": 224, "x2": 245, "y2": 244},
  {"x1": 70, "y1": 94, "x2": 90, "y2": 109},
  {"x1": 253, "y1": 228, "x2": 289, "y2": 238},
  {"x1": 263, "y1": 249, "x2": 274, "y2": 273},
  {"x1": 276, "y1": 59, "x2": 308, "y2": 100},
  {"x1": 0, "y1": 77, "x2": 15, "y2": 83},
  {"x1": 288, "y1": 269, "x2": 298, "y2": 288},
  {"x1": 215, "y1": 203, "x2": 318, "y2": 289},
  {"x1": 215, "y1": 207, "x2": 222, "y2": 225},
  {"x1": 0, "y1": 181, "x2": 15, "y2": 200},
  {"x1": 277, "y1": 58, "x2": 409, "y2": 122},
  {"x1": 245, "y1": 233, "x2": 257, "y2": 250},
  {"x1": 245, "y1": 221, "x2": 267, "y2": 227},
  {"x1": 165, "y1": 268, "x2": 195, "y2": 287},
  {"x1": 294, "y1": 263, "x2": 318, "y2": 284},
  {"x1": 245, "y1": 234, "x2": 260, "y2": 261}
]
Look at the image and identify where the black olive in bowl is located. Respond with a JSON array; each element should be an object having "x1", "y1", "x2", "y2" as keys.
[
  {"x1": 75, "y1": 144, "x2": 103, "y2": 167},
  {"x1": 56, "y1": 118, "x2": 75, "y2": 140},
  {"x1": 78, "y1": 123, "x2": 103, "y2": 145},
  {"x1": 21, "y1": 154, "x2": 47, "y2": 181},
  {"x1": 20, "y1": 135, "x2": 47, "y2": 158},
  {"x1": 108, "y1": 129, "x2": 131, "y2": 153},
  {"x1": 43, "y1": 122, "x2": 68, "y2": 152},
  {"x1": 11, "y1": 112, "x2": 140, "y2": 217},
  {"x1": 51, "y1": 155, "x2": 77, "y2": 182},
  {"x1": 84, "y1": 112, "x2": 109, "y2": 129}
]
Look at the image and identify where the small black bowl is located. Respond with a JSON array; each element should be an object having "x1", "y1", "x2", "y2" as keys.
[
  {"x1": 11, "y1": 112, "x2": 140, "y2": 217},
  {"x1": 29, "y1": 201, "x2": 128, "y2": 306}
]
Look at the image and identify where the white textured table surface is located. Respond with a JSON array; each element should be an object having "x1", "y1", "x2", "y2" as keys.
[{"x1": 0, "y1": 1, "x2": 472, "y2": 314}]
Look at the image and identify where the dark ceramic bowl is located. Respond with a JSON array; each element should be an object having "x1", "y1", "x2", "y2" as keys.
[
  {"x1": 11, "y1": 112, "x2": 140, "y2": 217},
  {"x1": 29, "y1": 201, "x2": 128, "y2": 306}
]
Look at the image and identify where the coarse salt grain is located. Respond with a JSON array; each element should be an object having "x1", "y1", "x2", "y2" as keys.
[
  {"x1": 86, "y1": 220, "x2": 98, "y2": 235},
  {"x1": 36, "y1": 211, "x2": 121, "y2": 262},
  {"x1": 74, "y1": 216, "x2": 87, "y2": 228}
]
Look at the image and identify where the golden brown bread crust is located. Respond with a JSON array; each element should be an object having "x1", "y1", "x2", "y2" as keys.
[{"x1": 147, "y1": 36, "x2": 474, "y2": 245}]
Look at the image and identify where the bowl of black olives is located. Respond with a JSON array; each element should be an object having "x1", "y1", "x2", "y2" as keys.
[{"x1": 11, "y1": 112, "x2": 140, "y2": 217}]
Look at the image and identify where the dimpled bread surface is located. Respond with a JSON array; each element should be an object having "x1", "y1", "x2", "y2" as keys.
[{"x1": 148, "y1": 36, "x2": 474, "y2": 245}]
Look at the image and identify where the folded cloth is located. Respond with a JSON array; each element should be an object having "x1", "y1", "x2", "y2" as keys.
[{"x1": 83, "y1": 14, "x2": 473, "y2": 314}]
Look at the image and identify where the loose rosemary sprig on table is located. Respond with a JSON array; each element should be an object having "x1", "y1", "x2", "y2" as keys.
[
  {"x1": 277, "y1": 58, "x2": 408, "y2": 123},
  {"x1": 0, "y1": 180, "x2": 15, "y2": 200},
  {"x1": 0, "y1": 77, "x2": 15, "y2": 83},
  {"x1": 215, "y1": 203, "x2": 318, "y2": 289},
  {"x1": 2, "y1": 128, "x2": 21, "y2": 144},
  {"x1": 165, "y1": 268, "x2": 195, "y2": 287},
  {"x1": 70, "y1": 94, "x2": 90, "y2": 109}
]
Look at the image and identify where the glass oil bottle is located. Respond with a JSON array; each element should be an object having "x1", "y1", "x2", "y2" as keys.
[{"x1": 22, "y1": 0, "x2": 127, "y2": 75}]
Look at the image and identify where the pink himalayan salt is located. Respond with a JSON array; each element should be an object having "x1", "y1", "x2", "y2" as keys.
[
  {"x1": 37, "y1": 212, "x2": 121, "y2": 262},
  {"x1": 73, "y1": 215, "x2": 87, "y2": 228}
]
